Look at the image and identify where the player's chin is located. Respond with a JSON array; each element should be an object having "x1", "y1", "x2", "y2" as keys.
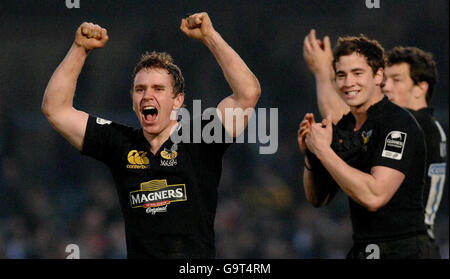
[
  {"x1": 344, "y1": 95, "x2": 363, "y2": 107},
  {"x1": 142, "y1": 124, "x2": 161, "y2": 136}
]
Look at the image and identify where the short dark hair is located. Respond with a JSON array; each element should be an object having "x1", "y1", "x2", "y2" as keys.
[
  {"x1": 386, "y1": 46, "x2": 437, "y2": 105},
  {"x1": 333, "y1": 35, "x2": 385, "y2": 75},
  {"x1": 131, "y1": 51, "x2": 185, "y2": 97}
]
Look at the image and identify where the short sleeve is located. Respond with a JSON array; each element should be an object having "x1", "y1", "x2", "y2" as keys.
[
  {"x1": 370, "y1": 116, "x2": 425, "y2": 175},
  {"x1": 81, "y1": 115, "x2": 132, "y2": 166}
]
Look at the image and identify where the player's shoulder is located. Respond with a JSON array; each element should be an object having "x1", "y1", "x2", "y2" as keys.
[
  {"x1": 381, "y1": 99, "x2": 421, "y2": 131},
  {"x1": 409, "y1": 108, "x2": 444, "y2": 134},
  {"x1": 90, "y1": 115, "x2": 141, "y2": 138}
]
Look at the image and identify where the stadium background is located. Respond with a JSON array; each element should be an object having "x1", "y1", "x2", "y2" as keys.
[{"x1": 0, "y1": 0, "x2": 448, "y2": 258}]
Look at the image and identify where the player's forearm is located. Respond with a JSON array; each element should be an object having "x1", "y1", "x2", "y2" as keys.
[
  {"x1": 315, "y1": 146, "x2": 384, "y2": 211},
  {"x1": 314, "y1": 73, "x2": 349, "y2": 124},
  {"x1": 202, "y1": 31, "x2": 261, "y2": 108},
  {"x1": 303, "y1": 168, "x2": 334, "y2": 207},
  {"x1": 42, "y1": 44, "x2": 88, "y2": 118}
]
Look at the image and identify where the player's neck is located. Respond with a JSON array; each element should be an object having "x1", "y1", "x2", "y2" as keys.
[
  {"x1": 144, "y1": 120, "x2": 179, "y2": 155},
  {"x1": 351, "y1": 90, "x2": 383, "y2": 131},
  {"x1": 408, "y1": 98, "x2": 428, "y2": 111}
]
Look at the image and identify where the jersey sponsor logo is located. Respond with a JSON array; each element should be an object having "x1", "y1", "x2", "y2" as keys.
[
  {"x1": 127, "y1": 150, "x2": 150, "y2": 169},
  {"x1": 160, "y1": 144, "x2": 178, "y2": 167},
  {"x1": 129, "y1": 179, "x2": 187, "y2": 214},
  {"x1": 382, "y1": 131, "x2": 407, "y2": 160},
  {"x1": 96, "y1": 117, "x2": 112, "y2": 125}
]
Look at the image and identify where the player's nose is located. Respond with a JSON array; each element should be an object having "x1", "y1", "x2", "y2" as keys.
[
  {"x1": 343, "y1": 75, "x2": 356, "y2": 87},
  {"x1": 142, "y1": 89, "x2": 155, "y2": 100},
  {"x1": 381, "y1": 79, "x2": 392, "y2": 93}
]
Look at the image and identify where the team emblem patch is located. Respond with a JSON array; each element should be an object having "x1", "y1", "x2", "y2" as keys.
[
  {"x1": 160, "y1": 143, "x2": 178, "y2": 167},
  {"x1": 382, "y1": 131, "x2": 407, "y2": 160},
  {"x1": 362, "y1": 129, "x2": 373, "y2": 144}
]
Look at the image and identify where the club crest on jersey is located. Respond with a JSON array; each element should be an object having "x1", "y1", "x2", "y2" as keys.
[
  {"x1": 160, "y1": 144, "x2": 178, "y2": 167},
  {"x1": 382, "y1": 131, "x2": 407, "y2": 160},
  {"x1": 127, "y1": 150, "x2": 150, "y2": 169},
  {"x1": 129, "y1": 179, "x2": 187, "y2": 214},
  {"x1": 362, "y1": 129, "x2": 373, "y2": 145}
]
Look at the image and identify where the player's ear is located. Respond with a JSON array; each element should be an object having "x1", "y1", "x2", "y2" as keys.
[
  {"x1": 413, "y1": 81, "x2": 428, "y2": 99},
  {"x1": 374, "y1": 67, "x2": 384, "y2": 86},
  {"x1": 173, "y1": 92, "x2": 184, "y2": 109}
]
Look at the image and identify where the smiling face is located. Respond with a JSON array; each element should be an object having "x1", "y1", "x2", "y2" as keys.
[
  {"x1": 335, "y1": 52, "x2": 384, "y2": 112},
  {"x1": 132, "y1": 67, "x2": 184, "y2": 137}
]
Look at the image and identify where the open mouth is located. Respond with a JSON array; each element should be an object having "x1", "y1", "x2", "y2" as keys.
[
  {"x1": 142, "y1": 106, "x2": 158, "y2": 122},
  {"x1": 344, "y1": 90, "x2": 359, "y2": 97}
]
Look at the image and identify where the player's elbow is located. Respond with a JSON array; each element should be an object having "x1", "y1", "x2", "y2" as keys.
[
  {"x1": 305, "y1": 195, "x2": 321, "y2": 207},
  {"x1": 363, "y1": 196, "x2": 388, "y2": 212},
  {"x1": 242, "y1": 85, "x2": 261, "y2": 108},
  {"x1": 41, "y1": 99, "x2": 69, "y2": 127},
  {"x1": 41, "y1": 101, "x2": 60, "y2": 124},
  {"x1": 41, "y1": 95, "x2": 71, "y2": 123},
  {"x1": 309, "y1": 198, "x2": 326, "y2": 208},
  {"x1": 238, "y1": 79, "x2": 261, "y2": 108},
  {"x1": 305, "y1": 193, "x2": 331, "y2": 208},
  {"x1": 41, "y1": 99, "x2": 53, "y2": 119}
]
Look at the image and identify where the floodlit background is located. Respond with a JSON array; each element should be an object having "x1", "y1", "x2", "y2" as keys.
[{"x1": 0, "y1": 0, "x2": 448, "y2": 258}]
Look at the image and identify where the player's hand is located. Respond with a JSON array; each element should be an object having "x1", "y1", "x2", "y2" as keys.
[
  {"x1": 180, "y1": 12, "x2": 215, "y2": 42},
  {"x1": 298, "y1": 113, "x2": 316, "y2": 153},
  {"x1": 74, "y1": 22, "x2": 109, "y2": 51},
  {"x1": 305, "y1": 115, "x2": 333, "y2": 156},
  {"x1": 303, "y1": 29, "x2": 334, "y2": 78}
]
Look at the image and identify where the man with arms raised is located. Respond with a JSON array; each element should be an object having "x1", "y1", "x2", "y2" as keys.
[{"x1": 42, "y1": 13, "x2": 260, "y2": 258}]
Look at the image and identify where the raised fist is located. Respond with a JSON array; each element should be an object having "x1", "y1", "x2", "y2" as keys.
[
  {"x1": 74, "y1": 22, "x2": 109, "y2": 51},
  {"x1": 180, "y1": 12, "x2": 215, "y2": 41}
]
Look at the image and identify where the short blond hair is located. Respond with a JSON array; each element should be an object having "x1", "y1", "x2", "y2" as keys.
[{"x1": 131, "y1": 51, "x2": 185, "y2": 97}]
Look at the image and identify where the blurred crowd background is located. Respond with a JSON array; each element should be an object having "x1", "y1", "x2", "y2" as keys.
[{"x1": 0, "y1": 0, "x2": 448, "y2": 259}]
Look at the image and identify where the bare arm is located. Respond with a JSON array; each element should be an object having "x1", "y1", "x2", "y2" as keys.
[
  {"x1": 180, "y1": 12, "x2": 261, "y2": 137},
  {"x1": 303, "y1": 156, "x2": 339, "y2": 207},
  {"x1": 303, "y1": 29, "x2": 349, "y2": 124},
  {"x1": 41, "y1": 22, "x2": 109, "y2": 151},
  {"x1": 305, "y1": 118, "x2": 405, "y2": 211},
  {"x1": 298, "y1": 113, "x2": 338, "y2": 206}
]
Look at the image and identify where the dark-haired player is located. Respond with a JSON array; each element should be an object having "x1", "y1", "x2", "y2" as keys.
[
  {"x1": 302, "y1": 29, "x2": 446, "y2": 258},
  {"x1": 383, "y1": 47, "x2": 446, "y2": 257},
  {"x1": 42, "y1": 13, "x2": 260, "y2": 258},
  {"x1": 298, "y1": 35, "x2": 435, "y2": 258}
]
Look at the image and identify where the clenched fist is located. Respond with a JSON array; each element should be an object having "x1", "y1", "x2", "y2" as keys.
[
  {"x1": 74, "y1": 22, "x2": 109, "y2": 51},
  {"x1": 180, "y1": 12, "x2": 215, "y2": 41}
]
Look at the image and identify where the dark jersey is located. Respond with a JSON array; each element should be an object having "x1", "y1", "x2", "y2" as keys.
[
  {"x1": 81, "y1": 114, "x2": 230, "y2": 258},
  {"x1": 409, "y1": 108, "x2": 447, "y2": 239},
  {"x1": 334, "y1": 97, "x2": 427, "y2": 242}
]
